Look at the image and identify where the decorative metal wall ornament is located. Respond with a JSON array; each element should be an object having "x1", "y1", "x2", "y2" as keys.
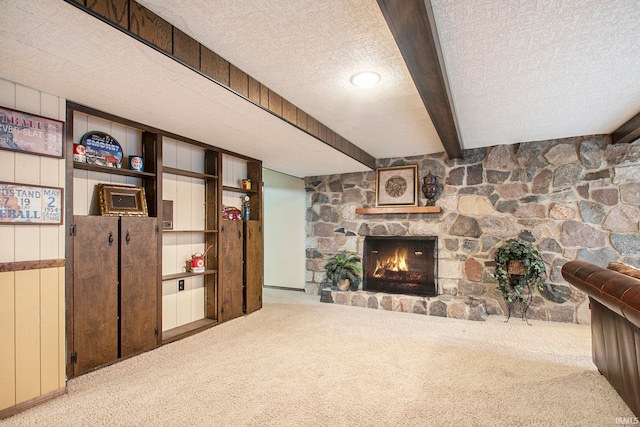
[
  {"x1": 375, "y1": 165, "x2": 418, "y2": 206},
  {"x1": 421, "y1": 171, "x2": 439, "y2": 206}
]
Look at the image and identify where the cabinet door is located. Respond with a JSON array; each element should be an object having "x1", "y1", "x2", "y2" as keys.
[
  {"x1": 73, "y1": 216, "x2": 119, "y2": 375},
  {"x1": 120, "y1": 217, "x2": 158, "y2": 358},
  {"x1": 220, "y1": 220, "x2": 244, "y2": 322},
  {"x1": 244, "y1": 221, "x2": 263, "y2": 314}
]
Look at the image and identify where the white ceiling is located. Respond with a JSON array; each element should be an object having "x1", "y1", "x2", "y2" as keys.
[{"x1": 1, "y1": 0, "x2": 639, "y2": 178}]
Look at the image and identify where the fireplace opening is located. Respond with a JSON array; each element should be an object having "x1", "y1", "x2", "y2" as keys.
[{"x1": 363, "y1": 236, "x2": 437, "y2": 297}]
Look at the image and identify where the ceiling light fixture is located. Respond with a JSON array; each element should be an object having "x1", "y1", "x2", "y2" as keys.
[{"x1": 350, "y1": 71, "x2": 381, "y2": 88}]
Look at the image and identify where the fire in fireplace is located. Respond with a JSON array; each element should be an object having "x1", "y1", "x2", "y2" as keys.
[{"x1": 363, "y1": 236, "x2": 438, "y2": 297}]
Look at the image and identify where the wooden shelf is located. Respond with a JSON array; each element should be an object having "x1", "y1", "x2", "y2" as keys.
[
  {"x1": 355, "y1": 206, "x2": 442, "y2": 214},
  {"x1": 73, "y1": 161, "x2": 156, "y2": 178},
  {"x1": 222, "y1": 185, "x2": 259, "y2": 194},
  {"x1": 163, "y1": 166, "x2": 218, "y2": 180},
  {"x1": 162, "y1": 318, "x2": 218, "y2": 344},
  {"x1": 162, "y1": 229, "x2": 218, "y2": 233},
  {"x1": 162, "y1": 269, "x2": 217, "y2": 281}
]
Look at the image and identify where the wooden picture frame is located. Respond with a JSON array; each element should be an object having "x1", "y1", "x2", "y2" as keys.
[
  {"x1": 0, "y1": 182, "x2": 63, "y2": 224},
  {"x1": 0, "y1": 106, "x2": 64, "y2": 158},
  {"x1": 376, "y1": 165, "x2": 418, "y2": 206},
  {"x1": 98, "y1": 184, "x2": 148, "y2": 217}
]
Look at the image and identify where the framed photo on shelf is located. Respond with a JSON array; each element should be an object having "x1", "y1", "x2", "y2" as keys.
[
  {"x1": 376, "y1": 165, "x2": 418, "y2": 206},
  {"x1": 98, "y1": 184, "x2": 148, "y2": 217}
]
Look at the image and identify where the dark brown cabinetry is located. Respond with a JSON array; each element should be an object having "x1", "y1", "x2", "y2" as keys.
[
  {"x1": 221, "y1": 220, "x2": 244, "y2": 322},
  {"x1": 71, "y1": 215, "x2": 158, "y2": 376},
  {"x1": 244, "y1": 221, "x2": 263, "y2": 314},
  {"x1": 219, "y1": 220, "x2": 264, "y2": 320},
  {"x1": 66, "y1": 102, "x2": 263, "y2": 377}
]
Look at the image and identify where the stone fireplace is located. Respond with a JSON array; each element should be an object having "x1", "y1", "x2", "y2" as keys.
[
  {"x1": 307, "y1": 135, "x2": 640, "y2": 323},
  {"x1": 363, "y1": 236, "x2": 438, "y2": 297}
]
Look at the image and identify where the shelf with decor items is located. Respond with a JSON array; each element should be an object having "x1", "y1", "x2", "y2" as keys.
[
  {"x1": 65, "y1": 102, "x2": 264, "y2": 374},
  {"x1": 161, "y1": 140, "x2": 220, "y2": 343},
  {"x1": 65, "y1": 102, "x2": 161, "y2": 378},
  {"x1": 221, "y1": 154, "x2": 263, "y2": 319}
]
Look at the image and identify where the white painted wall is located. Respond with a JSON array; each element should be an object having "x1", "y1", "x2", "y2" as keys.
[{"x1": 263, "y1": 168, "x2": 306, "y2": 289}]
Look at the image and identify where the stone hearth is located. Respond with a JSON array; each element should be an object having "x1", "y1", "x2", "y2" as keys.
[{"x1": 320, "y1": 287, "x2": 489, "y2": 321}]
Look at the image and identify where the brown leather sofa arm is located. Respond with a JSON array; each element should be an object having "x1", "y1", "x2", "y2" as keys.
[{"x1": 562, "y1": 260, "x2": 640, "y2": 330}]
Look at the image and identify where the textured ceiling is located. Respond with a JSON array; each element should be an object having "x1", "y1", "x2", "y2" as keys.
[
  {"x1": 1, "y1": 0, "x2": 639, "y2": 179},
  {"x1": 137, "y1": 0, "x2": 443, "y2": 159},
  {"x1": 431, "y1": 0, "x2": 640, "y2": 148}
]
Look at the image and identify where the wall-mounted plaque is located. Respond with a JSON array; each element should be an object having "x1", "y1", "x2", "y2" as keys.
[
  {"x1": 98, "y1": 184, "x2": 148, "y2": 217},
  {"x1": 0, "y1": 107, "x2": 63, "y2": 158},
  {"x1": 81, "y1": 131, "x2": 123, "y2": 168},
  {"x1": 0, "y1": 182, "x2": 63, "y2": 224},
  {"x1": 376, "y1": 165, "x2": 418, "y2": 206}
]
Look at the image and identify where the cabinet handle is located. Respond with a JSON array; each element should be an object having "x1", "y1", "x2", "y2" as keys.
[
  {"x1": 108, "y1": 231, "x2": 114, "y2": 246},
  {"x1": 125, "y1": 230, "x2": 131, "y2": 245}
]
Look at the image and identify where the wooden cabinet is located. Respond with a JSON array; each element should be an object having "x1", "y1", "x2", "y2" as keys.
[
  {"x1": 72, "y1": 216, "x2": 119, "y2": 375},
  {"x1": 244, "y1": 221, "x2": 263, "y2": 314},
  {"x1": 220, "y1": 220, "x2": 263, "y2": 320},
  {"x1": 71, "y1": 215, "x2": 158, "y2": 376},
  {"x1": 221, "y1": 220, "x2": 244, "y2": 322},
  {"x1": 120, "y1": 216, "x2": 159, "y2": 358},
  {"x1": 66, "y1": 102, "x2": 263, "y2": 375}
]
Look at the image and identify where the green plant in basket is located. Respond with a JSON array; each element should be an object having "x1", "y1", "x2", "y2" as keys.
[
  {"x1": 324, "y1": 251, "x2": 362, "y2": 291},
  {"x1": 495, "y1": 238, "x2": 546, "y2": 303}
]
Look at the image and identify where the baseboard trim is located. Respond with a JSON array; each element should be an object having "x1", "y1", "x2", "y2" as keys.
[
  {"x1": 263, "y1": 285, "x2": 306, "y2": 292},
  {"x1": 0, "y1": 387, "x2": 67, "y2": 420}
]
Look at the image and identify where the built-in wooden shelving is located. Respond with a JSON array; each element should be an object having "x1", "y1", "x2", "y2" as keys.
[
  {"x1": 162, "y1": 229, "x2": 218, "y2": 234},
  {"x1": 162, "y1": 166, "x2": 218, "y2": 180},
  {"x1": 355, "y1": 206, "x2": 441, "y2": 215},
  {"x1": 222, "y1": 185, "x2": 259, "y2": 194},
  {"x1": 163, "y1": 318, "x2": 218, "y2": 344},
  {"x1": 162, "y1": 270, "x2": 217, "y2": 281},
  {"x1": 73, "y1": 162, "x2": 155, "y2": 178}
]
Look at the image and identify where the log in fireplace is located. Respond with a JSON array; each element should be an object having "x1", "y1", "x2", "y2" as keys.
[{"x1": 363, "y1": 236, "x2": 438, "y2": 297}]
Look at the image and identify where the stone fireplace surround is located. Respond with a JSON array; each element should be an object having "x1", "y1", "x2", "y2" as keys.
[{"x1": 305, "y1": 135, "x2": 640, "y2": 324}]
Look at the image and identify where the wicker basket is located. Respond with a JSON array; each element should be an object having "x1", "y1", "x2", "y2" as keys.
[{"x1": 507, "y1": 260, "x2": 526, "y2": 275}]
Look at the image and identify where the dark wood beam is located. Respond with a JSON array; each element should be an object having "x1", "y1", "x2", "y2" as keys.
[
  {"x1": 377, "y1": 0, "x2": 463, "y2": 159},
  {"x1": 65, "y1": 0, "x2": 377, "y2": 170},
  {"x1": 612, "y1": 110, "x2": 640, "y2": 144}
]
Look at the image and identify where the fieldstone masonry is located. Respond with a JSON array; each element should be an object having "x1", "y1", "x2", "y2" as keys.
[{"x1": 305, "y1": 136, "x2": 640, "y2": 324}]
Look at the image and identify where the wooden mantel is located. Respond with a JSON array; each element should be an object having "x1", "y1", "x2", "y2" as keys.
[{"x1": 355, "y1": 206, "x2": 441, "y2": 215}]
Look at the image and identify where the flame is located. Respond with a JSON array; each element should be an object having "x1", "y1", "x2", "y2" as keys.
[{"x1": 373, "y1": 248, "x2": 409, "y2": 277}]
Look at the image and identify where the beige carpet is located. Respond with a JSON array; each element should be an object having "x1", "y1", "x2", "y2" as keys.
[{"x1": 2, "y1": 288, "x2": 634, "y2": 426}]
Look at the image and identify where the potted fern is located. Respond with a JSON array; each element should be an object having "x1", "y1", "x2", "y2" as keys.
[{"x1": 324, "y1": 251, "x2": 362, "y2": 291}]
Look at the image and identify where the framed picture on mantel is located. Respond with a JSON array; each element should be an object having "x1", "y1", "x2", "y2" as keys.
[{"x1": 376, "y1": 165, "x2": 418, "y2": 206}]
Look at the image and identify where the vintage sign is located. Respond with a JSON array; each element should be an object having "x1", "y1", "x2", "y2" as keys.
[
  {"x1": 0, "y1": 107, "x2": 64, "y2": 158},
  {"x1": 81, "y1": 131, "x2": 123, "y2": 168},
  {"x1": 0, "y1": 182, "x2": 63, "y2": 224}
]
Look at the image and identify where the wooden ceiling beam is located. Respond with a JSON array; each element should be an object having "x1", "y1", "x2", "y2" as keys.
[
  {"x1": 377, "y1": 0, "x2": 463, "y2": 159},
  {"x1": 612, "y1": 111, "x2": 640, "y2": 144}
]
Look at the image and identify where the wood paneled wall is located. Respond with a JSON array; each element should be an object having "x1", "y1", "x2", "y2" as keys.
[
  {"x1": 0, "y1": 79, "x2": 67, "y2": 418},
  {"x1": 161, "y1": 139, "x2": 207, "y2": 331},
  {"x1": 66, "y1": 0, "x2": 376, "y2": 169}
]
